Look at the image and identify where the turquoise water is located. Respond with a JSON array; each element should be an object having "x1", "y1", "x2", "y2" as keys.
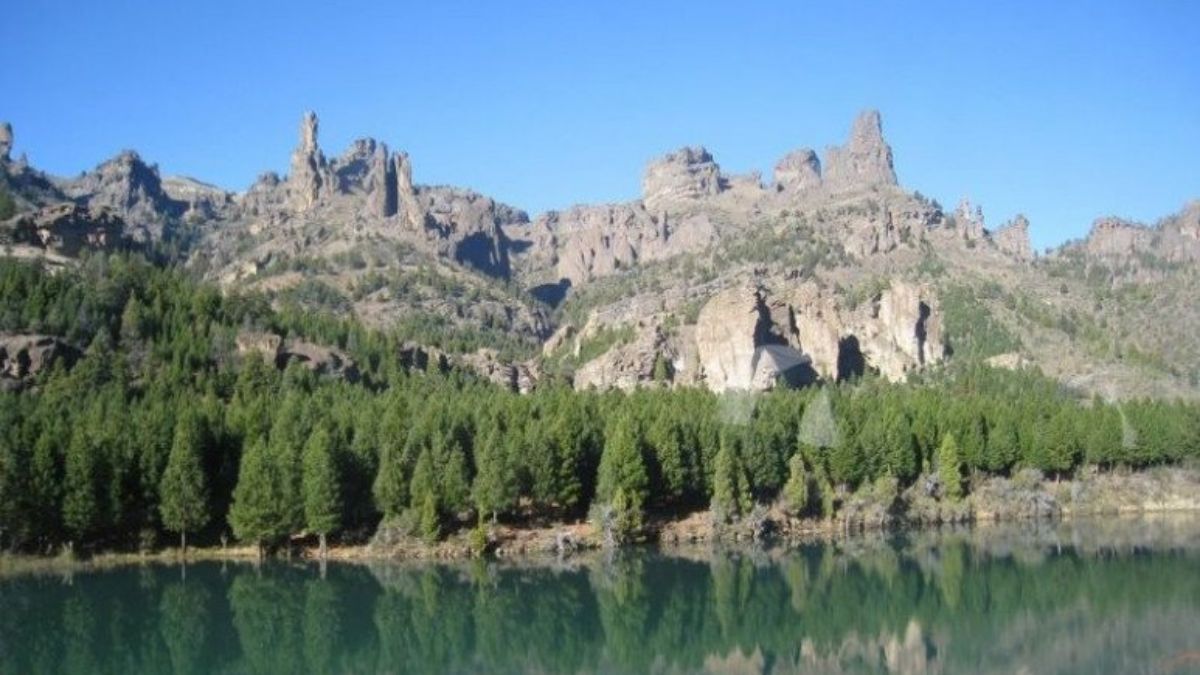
[{"x1": 1, "y1": 518, "x2": 1198, "y2": 674}]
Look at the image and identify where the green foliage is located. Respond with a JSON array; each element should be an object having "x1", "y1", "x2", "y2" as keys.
[
  {"x1": 937, "y1": 434, "x2": 963, "y2": 501},
  {"x1": 159, "y1": 411, "x2": 211, "y2": 546},
  {"x1": 229, "y1": 438, "x2": 292, "y2": 548},
  {"x1": 711, "y1": 432, "x2": 753, "y2": 521},
  {"x1": 575, "y1": 324, "x2": 636, "y2": 365},
  {"x1": 940, "y1": 284, "x2": 1023, "y2": 360},
  {"x1": 0, "y1": 185, "x2": 15, "y2": 221},
  {"x1": 302, "y1": 427, "x2": 341, "y2": 537},
  {"x1": 782, "y1": 452, "x2": 809, "y2": 516},
  {"x1": 419, "y1": 491, "x2": 441, "y2": 544},
  {"x1": 2, "y1": 255, "x2": 1200, "y2": 554}
]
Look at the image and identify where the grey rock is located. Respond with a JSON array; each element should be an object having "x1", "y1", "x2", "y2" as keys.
[
  {"x1": 642, "y1": 146, "x2": 723, "y2": 211},
  {"x1": 0, "y1": 122, "x2": 12, "y2": 162},
  {"x1": 954, "y1": 197, "x2": 986, "y2": 241},
  {"x1": 4, "y1": 203, "x2": 128, "y2": 256},
  {"x1": 773, "y1": 148, "x2": 822, "y2": 192},
  {"x1": 330, "y1": 138, "x2": 396, "y2": 218},
  {"x1": 288, "y1": 111, "x2": 329, "y2": 211},
  {"x1": 0, "y1": 333, "x2": 80, "y2": 391},
  {"x1": 823, "y1": 110, "x2": 897, "y2": 192},
  {"x1": 993, "y1": 214, "x2": 1034, "y2": 261},
  {"x1": 59, "y1": 150, "x2": 184, "y2": 238}
]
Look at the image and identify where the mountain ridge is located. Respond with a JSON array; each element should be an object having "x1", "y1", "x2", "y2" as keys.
[{"x1": 2, "y1": 110, "x2": 1197, "y2": 399}]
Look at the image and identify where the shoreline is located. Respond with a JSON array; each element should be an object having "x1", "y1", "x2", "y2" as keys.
[{"x1": 3, "y1": 465, "x2": 1198, "y2": 577}]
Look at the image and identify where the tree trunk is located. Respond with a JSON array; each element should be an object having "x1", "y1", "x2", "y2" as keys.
[
  {"x1": 319, "y1": 532, "x2": 328, "y2": 560},
  {"x1": 180, "y1": 530, "x2": 187, "y2": 557}
]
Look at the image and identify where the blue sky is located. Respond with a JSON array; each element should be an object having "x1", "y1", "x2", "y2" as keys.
[{"x1": 4, "y1": 1, "x2": 1198, "y2": 250}]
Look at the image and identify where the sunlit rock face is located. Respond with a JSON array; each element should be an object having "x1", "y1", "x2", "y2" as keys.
[{"x1": 823, "y1": 109, "x2": 897, "y2": 192}]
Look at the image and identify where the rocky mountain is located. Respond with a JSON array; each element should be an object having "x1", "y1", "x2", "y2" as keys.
[{"x1": 1, "y1": 110, "x2": 1196, "y2": 399}]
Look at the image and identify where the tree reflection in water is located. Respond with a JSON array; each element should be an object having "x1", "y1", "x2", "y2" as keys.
[{"x1": 1, "y1": 516, "x2": 1198, "y2": 674}]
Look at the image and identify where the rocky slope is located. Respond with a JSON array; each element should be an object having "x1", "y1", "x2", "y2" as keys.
[{"x1": 1, "y1": 110, "x2": 1197, "y2": 398}]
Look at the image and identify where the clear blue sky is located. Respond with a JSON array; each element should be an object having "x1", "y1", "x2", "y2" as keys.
[{"x1": 4, "y1": 1, "x2": 1198, "y2": 250}]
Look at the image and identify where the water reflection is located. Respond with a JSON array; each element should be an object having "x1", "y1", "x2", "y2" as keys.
[{"x1": 1, "y1": 516, "x2": 1198, "y2": 674}]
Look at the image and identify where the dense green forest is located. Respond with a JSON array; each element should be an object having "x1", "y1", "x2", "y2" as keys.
[{"x1": 1, "y1": 254, "x2": 1198, "y2": 554}]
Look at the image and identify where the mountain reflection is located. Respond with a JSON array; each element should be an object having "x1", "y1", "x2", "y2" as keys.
[{"x1": 1, "y1": 516, "x2": 1198, "y2": 675}]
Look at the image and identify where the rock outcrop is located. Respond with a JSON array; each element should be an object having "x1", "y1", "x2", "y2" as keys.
[
  {"x1": 823, "y1": 110, "x2": 898, "y2": 192},
  {"x1": 288, "y1": 111, "x2": 330, "y2": 211},
  {"x1": 516, "y1": 204, "x2": 717, "y2": 286},
  {"x1": 779, "y1": 280, "x2": 945, "y2": 382},
  {"x1": 993, "y1": 214, "x2": 1034, "y2": 261},
  {"x1": 0, "y1": 122, "x2": 12, "y2": 162},
  {"x1": 235, "y1": 331, "x2": 359, "y2": 381},
  {"x1": 953, "y1": 197, "x2": 986, "y2": 242},
  {"x1": 773, "y1": 148, "x2": 822, "y2": 192},
  {"x1": 4, "y1": 203, "x2": 128, "y2": 255},
  {"x1": 239, "y1": 172, "x2": 288, "y2": 217},
  {"x1": 574, "y1": 323, "x2": 677, "y2": 391},
  {"x1": 1082, "y1": 202, "x2": 1200, "y2": 266},
  {"x1": 0, "y1": 334, "x2": 80, "y2": 391},
  {"x1": 419, "y1": 186, "x2": 523, "y2": 278},
  {"x1": 687, "y1": 279, "x2": 944, "y2": 391},
  {"x1": 331, "y1": 138, "x2": 396, "y2": 218},
  {"x1": 283, "y1": 340, "x2": 360, "y2": 382},
  {"x1": 694, "y1": 285, "x2": 813, "y2": 392},
  {"x1": 642, "y1": 146, "x2": 724, "y2": 212},
  {"x1": 393, "y1": 152, "x2": 421, "y2": 227},
  {"x1": 59, "y1": 150, "x2": 185, "y2": 238},
  {"x1": 162, "y1": 176, "x2": 233, "y2": 220},
  {"x1": 460, "y1": 349, "x2": 541, "y2": 393}
]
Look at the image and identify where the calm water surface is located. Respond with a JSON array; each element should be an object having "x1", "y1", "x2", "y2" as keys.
[{"x1": 2, "y1": 517, "x2": 1199, "y2": 674}]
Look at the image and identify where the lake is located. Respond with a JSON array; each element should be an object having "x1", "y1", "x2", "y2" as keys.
[{"x1": 1, "y1": 517, "x2": 1198, "y2": 674}]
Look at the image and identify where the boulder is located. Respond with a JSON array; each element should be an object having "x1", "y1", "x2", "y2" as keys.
[
  {"x1": 641, "y1": 146, "x2": 723, "y2": 212},
  {"x1": 823, "y1": 110, "x2": 898, "y2": 192}
]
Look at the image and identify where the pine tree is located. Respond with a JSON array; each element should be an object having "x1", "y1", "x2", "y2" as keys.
[
  {"x1": 419, "y1": 491, "x2": 441, "y2": 545},
  {"x1": 937, "y1": 433, "x2": 963, "y2": 501},
  {"x1": 302, "y1": 427, "x2": 341, "y2": 558},
  {"x1": 373, "y1": 440, "x2": 408, "y2": 518},
  {"x1": 782, "y1": 452, "x2": 809, "y2": 516},
  {"x1": 595, "y1": 414, "x2": 648, "y2": 539},
  {"x1": 711, "y1": 431, "x2": 752, "y2": 521},
  {"x1": 472, "y1": 423, "x2": 515, "y2": 522},
  {"x1": 984, "y1": 407, "x2": 1022, "y2": 473},
  {"x1": 596, "y1": 415, "x2": 649, "y2": 506},
  {"x1": 229, "y1": 437, "x2": 291, "y2": 556},
  {"x1": 159, "y1": 411, "x2": 210, "y2": 554},
  {"x1": 62, "y1": 427, "x2": 102, "y2": 546}
]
